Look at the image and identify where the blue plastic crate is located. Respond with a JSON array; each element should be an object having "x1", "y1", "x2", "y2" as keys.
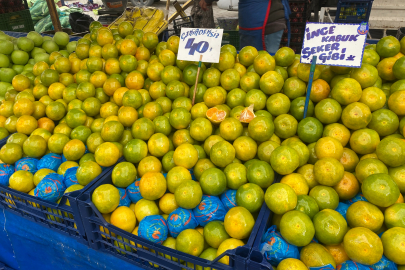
[
  {"x1": 366, "y1": 39, "x2": 378, "y2": 44},
  {"x1": 0, "y1": 157, "x2": 123, "y2": 245},
  {"x1": 0, "y1": 181, "x2": 89, "y2": 245},
  {"x1": 246, "y1": 205, "x2": 275, "y2": 270},
  {"x1": 245, "y1": 174, "x2": 283, "y2": 270},
  {"x1": 335, "y1": 0, "x2": 373, "y2": 24},
  {"x1": 0, "y1": 262, "x2": 14, "y2": 270},
  {"x1": 173, "y1": 16, "x2": 194, "y2": 36},
  {"x1": 0, "y1": 135, "x2": 11, "y2": 148},
  {"x1": 160, "y1": 29, "x2": 177, "y2": 42},
  {"x1": 77, "y1": 165, "x2": 267, "y2": 270},
  {"x1": 3, "y1": 31, "x2": 82, "y2": 41}
]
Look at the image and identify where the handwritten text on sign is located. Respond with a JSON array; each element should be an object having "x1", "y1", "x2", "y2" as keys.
[
  {"x1": 300, "y1": 22, "x2": 368, "y2": 68},
  {"x1": 177, "y1": 28, "x2": 224, "y2": 63}
]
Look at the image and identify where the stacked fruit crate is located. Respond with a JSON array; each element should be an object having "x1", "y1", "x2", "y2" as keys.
[
  {"x1": 279, "y1": 0, "x2": 310, "y2": 53},
  {"x1": 0, "y1": 0, "x2": 28, "y2": 14},
  {"x1": 0, "y1": 0, "x2": 33, "y2": 32},
  {"x1": 335, "y1": 0, "x2": 373, "y2": 24}
]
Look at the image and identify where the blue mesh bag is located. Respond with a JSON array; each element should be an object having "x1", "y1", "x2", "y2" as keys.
[
  {"x1": 193, "y1": 195, "x2": 227, "y2": 226},
  {"x1": 34, "y1": 173, "x2": 66, "y2": 203},
  {"x1": 127, "y1": 179, "x2": 142, "y2": 203},
  {"x1": 167, "y1": 208, "x2": 198, "y2": 238},
  {"x1": 343, "y1": 193, "x2": 368, "y2": 205},
  {"x1": 37, "y1": 153, "x2": 62, "y2": 171},
  {"x1": 15, "y1": 157, "x2": 38, "y2": 174},
  {"x1": 335, "y1": 202, "x2": 349, "y2": 220},
  {"x1": 310, "y1": 237, "x2": 319, "y2": 243},
  {"x1": 138, "y1": 215, "x2": 168, "y2": 244},
  {"x1": 309, "y1": 265, "x2": 335, "y2": 270},
  {"x1": 371, "y1": 255, "x2": 397, "y2": 270},
  {"x1": 220, "y1": 189, "x2": 237, "y2": 211},
  {"x1": 64, "y1": 167, "x2": 79, "y2": 188},
  {"x1": 338, "y1": 260, "x2": 373, "y2": 270},
  {"x1": 118, "y1": 187, "x2": 131, "y2": 207},
  {"x1": 259, "y1": 225, "x2": 299, "y2": 266},
  {"x1": 0, "y1": 164, "x2": 15, "y2": 186},
  {"x1": 188, "y1": 169, "x2": 196, "y2": 180}
]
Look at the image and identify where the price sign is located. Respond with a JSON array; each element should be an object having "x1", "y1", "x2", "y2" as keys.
[
  {"x1": 301, "y1": 22, "x2": 368, "y2": 68},
  {"x1": 177, "y1": 28, "x2": 224, "y2": 63}
]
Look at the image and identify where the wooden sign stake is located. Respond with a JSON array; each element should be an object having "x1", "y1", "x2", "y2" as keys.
[
  {"x1": 165, "y1": 0, "x2": 170, "y2": 20},
  {"x1": 192, "y1": 54, "x2": 203, "y2": 105},
  {"x1": 45, "y1": 0, "x2": 62, "y2": 32}
]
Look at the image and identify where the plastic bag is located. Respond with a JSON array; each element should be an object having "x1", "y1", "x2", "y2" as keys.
[
  {"x1": 309, "y1": 265, "x2": 335, "y2": 270},
  {"x1": 193, "y1": 195, "x2": 227, "y2": 226},
  {"x1": 69, "y1": 12, "x2": 94, "y2": 33},
  {"x1": 37, "y1": 153, "x2": 62, "y2": 171},
  {"x1": 34, "y1": 173, "x2": 66, "y2": 203},
  {"x1": 167, "y1": 208, "x2": 198, "y2": 238},
  {"x1": 127, "y1": 179, "x2": 143, "y2": 203},
  {"x1": 371, "y1": 255, "x2": 397, "y2": 270},
  {"x1": 30, "y1": 0, "x2": 49, "y2": 21},
  {"x1": 260, "y1": 225, "x2": 300, "y2": 266},
  {"x1": 15, "y1": 157, "x2": 38, "y2": 174},
  {"x1": 141, "y1": 9, "x2": 164, "y2": 32},
  {"x1": 109, "y1": 7, "x2": 167, "y2": 34},
  {"x1": 117, "y1": 187, "x2": 131, "y2": 207},
  {"x1": 335, "y1": 202, "x2": 349, "y2": 220},
  {"x1": 0, "y1": 164, "x2": 15, "y2": 186},
  {"x1": 138, "y1": 215, "x2": 168, "y2": 244},
  {"x1": 63, "y1": 167, "x2": 79, "y2": 188},
  {"x1": 61, "y1": 154, "x2": 69, "y2": 163},
  {"x1": 60, "y1": 16, "x2": 70, "y2": 28},
  {"x1": 343, "y1": 193, "x2": 368, "y2": 205},
  {"x1": 31, "y1": 0, "x2": 74, "y2": 32},
  {"x1": 220, "y1": 189, "x2": 237, "y2": 211},
  {"x1": 35, "y1": 15, "x2": 53, "y2": 33},
  {"x1": 189, "y1": 169, "x2": 196, "y2": 180},
  {"x1": 27, "y1": 0, "x2": 37, "y2": 8},
  {"x1": 338, "y1": 260, "x2": 373, "y2": 270}
]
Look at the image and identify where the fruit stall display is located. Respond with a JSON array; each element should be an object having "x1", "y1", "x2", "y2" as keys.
[{"x1": 0, "y1": 20, "x2": 405, "y2": 270}]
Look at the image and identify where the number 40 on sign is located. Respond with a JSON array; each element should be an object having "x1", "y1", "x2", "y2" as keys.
[{"x1": 185, "y1": 38, "x2": 209, "y2": 56}]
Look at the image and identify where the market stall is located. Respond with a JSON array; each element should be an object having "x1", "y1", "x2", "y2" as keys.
[{"x1": 1, "y1": 0, "x2": 405, "y2": 269}]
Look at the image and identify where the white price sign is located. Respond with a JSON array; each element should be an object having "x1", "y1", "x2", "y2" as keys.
[
  {"x1": 177, "y1": 28, "x2": 224, "y2": 63},
  {"x1": 301, "y1": 22, "x2": 368, "y2": 68}
]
